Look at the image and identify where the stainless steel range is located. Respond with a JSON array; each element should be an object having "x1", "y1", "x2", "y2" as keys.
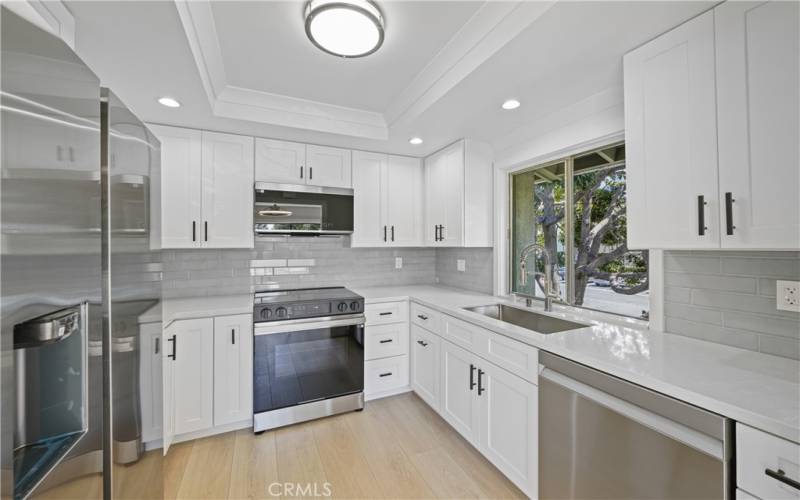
[{"x1": 252, "y1": 288, "x2": 365, "y2": 432}]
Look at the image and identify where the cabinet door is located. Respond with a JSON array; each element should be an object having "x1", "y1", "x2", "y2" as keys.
[
  {"x1": 411, "y1": 325, "x2": 439, "y2": 410},
  {"x1": 424, "y1": 150, "x2": 445, "y2": 245},
  {"x1": 351, "y1": 151, "x2": 387, "y2": 246},
  {"x1": 213, "y1": 314, "x2": 253, "y2": 426},
  {"x1": 623, "y1": 11, "x2": 720, "y2": 249},
  {"x1": 439, "y1": 142, "x2": 465, "y2": 246},
  {"x1": 254, "y1": 138, "x2": 305, "y2": 184},
  {"x1": 306, "y1": 144, "x2": 352, "y2": 188},
  {"x1": 386, "y1": 155, "x2": 424, "y2": 247},
  {"x1": 716, "y1": 1, "x2": 800, "y2": 249},
  {"x1": 171, "y1": 318, "x2": 214, "y2": 435},
  {"x1": 149, "y1": 125, "x2": 202, "y2": 249},
  {"x1": 439, "y1": 339, "x2": 480, "y2": 443},
  {"x1": 163, "y1": 325, "x2": 174, "y2": 454},
  {"x1": 201, "y1": 131, "x2": 254, "y2": 248},
  {"x1": 477, "y1": 362, "x2": 538, "y2": 497},
  {"x1": 139, "y1": 322, "x2": 162, "y2": 446}
]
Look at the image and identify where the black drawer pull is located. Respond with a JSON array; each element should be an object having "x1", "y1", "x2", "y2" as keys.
[
  {"x1": 765, "y1": 468, "x2": 800, "y2": 491},
  {"x1": 379, "y1": 339, "x2": 393, "y2": 344},
  {"x1": 417, "y1": 314, "x2": 428, "y2": 320},
  {"x1": 167, "y1": 335, "x2": 176, "y2": 360},
  {"x1": 725, "y1": 192, "x2": 735, "y2": 235},
  {"x1": 379, "y1": 312, "x2": 393, "y2": 316},
  {"x1": 379, "y1": 372, "x2": 392, "y2": 378},
  {"x1": 416, "y1": 340, "x2": 428, "y2": 347},
  {"x1": 477, "y1": 368, "x2": 485, "y2": 395},
  {"x1": 469, "y1": 363, "x2": 476, "y2": 390},
  {"x1": 697, "y1": 195, "x2": 707, "y2": 236}
]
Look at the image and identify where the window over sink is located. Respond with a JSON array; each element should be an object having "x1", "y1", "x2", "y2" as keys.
[{"x1": 510, "y1": 142, "x2": 650, "y2": 320}]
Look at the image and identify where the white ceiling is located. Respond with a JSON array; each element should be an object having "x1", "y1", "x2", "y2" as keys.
[{"x1": 66, "y1": 0, "x2": 711, "y2": 157}]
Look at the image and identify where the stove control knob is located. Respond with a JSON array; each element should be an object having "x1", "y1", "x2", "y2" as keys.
[
  {"x1": 260, "y1": 308, "x2": 273, "y2": 320},
  {"x1": 337, "y1": 302, "x2": 348, "y2": 312},
  {"x1": 275, "y1": 307, "x2": 287, "y2": 318},
  {"x1": 350, "y1": 301, "x2": 359, "y2": 311}
]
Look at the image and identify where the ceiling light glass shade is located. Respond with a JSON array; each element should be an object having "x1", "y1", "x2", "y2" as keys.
[
  {"x1": 158, "y1": 97, "x2": 181, "y2": 108},
  {"x1": 409, "y1": 137, "x2": 423, "y2": 145},
  {"x1": 502, "y1": 99, "x2": 521, "y2": 110},
  {"x1": 305, "y1": 0, "x2": 385, "y2": 58}
]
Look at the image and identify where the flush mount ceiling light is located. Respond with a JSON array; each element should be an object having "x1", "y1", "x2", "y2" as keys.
[
  {"x1": 304, "y1": 0, "x2": 385, "y2": 58},
  {"x1": 502, "y1": 99, "x2": 521, "y2": 110},
  {"x1": 409, "y1": 137, "x2": 423, "y2": 145},
  {"x1": 157, "y1": 97, "x2": 181, "y2": 108}
]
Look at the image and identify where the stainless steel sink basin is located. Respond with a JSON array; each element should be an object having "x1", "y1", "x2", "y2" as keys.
[{"x1": 463, "y1": 304, "x2": 588, "y2": 334}]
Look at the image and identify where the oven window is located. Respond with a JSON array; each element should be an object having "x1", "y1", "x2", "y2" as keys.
[{"x1": 253, "y1": 324, "x2": 364, "y2": 413}]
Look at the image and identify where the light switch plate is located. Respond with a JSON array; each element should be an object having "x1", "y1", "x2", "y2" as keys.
[
  {"x1": 776, "y1": 280, "x2": 800, "y2": 312},
  {"x1": 457, "y1": 259, "x2": 466, "y2": 272},
  {"x1": 395, "y1": 257, "x2": 403, "y2": 269}
]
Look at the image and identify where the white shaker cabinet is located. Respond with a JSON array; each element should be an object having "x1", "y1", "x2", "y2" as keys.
[
  {"x1": 351, "y1": 151, "x2": 423, "y2": 247},
  {"x1": 212, "y1": 314, "x2": 253, "y2": 426},
  {"x1": 139, "y1": 322, "x2": 162, "y2": 447},
  {"x1": 254, "y1": 138, "x2": 305, "y2": 184},
  {"x1": 150, "y1": 125, "x2": 253, "y2": 249},
  {"x1": 624, "y1": 10, "x2": 720, "y2": 249},
  {"x1": 306, "y1": 144, "x2": 352, "y2": 188},
  {"x1": 167, "y1": 318, "x2": 215, "y2": 436},
  {"x1": 424, "y1": 139, "x2": 493, "y2": 247},
  {"x1": 410, "y1": 324, "x2": 440, "y2": 410},
  {"x1": 201, "y1": 131, "x2": 254, "y2": 248},
  {"x1": 715, "y1": 0, "x2": 800, "y2": 249},
  {"x1": 439, "y1": 339, "x2": 481, "y2": 444}
]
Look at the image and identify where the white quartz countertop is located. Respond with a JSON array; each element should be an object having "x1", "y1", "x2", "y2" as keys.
[
  {"x1": 161, "y1": 294, "x2": 253, "y2": 328},
  {"x1": 352, "y1": 285, "x2": 800, "y2": 443}
]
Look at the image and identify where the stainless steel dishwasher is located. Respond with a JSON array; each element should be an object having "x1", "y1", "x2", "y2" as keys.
[{"x1": 539, "y1": 352, "x2": 733, "y2": 499}]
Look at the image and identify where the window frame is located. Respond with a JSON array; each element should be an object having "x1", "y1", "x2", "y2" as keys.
[{"x1": 506, "y1": 141, "x2": 650, "y2": 320}]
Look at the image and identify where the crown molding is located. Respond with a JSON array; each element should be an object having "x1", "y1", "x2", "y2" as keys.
[{"x1": 5, "y1": 0, "x2": 76, "y2": 48}]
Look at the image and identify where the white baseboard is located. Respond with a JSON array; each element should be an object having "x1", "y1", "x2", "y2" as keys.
[{"x1": 365, "y1": 385, "x2": 412, "y2": 402}]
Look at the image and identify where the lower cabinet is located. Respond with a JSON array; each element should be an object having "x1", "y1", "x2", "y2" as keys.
[
  {"x1": 163, "y1": 313, "x2": 253, "y2": 448},
  {"x1": 410, "y1": 303, "x2": 539, "y2": 498}
]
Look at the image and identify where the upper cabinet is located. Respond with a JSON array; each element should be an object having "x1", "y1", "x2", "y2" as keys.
[
  {"x1": 150, "y1": 125, "x2": 254, "y2": 249},
  {"x1": 624, "y1": 1, "x2": 799, "y2": 250},
  {"x1": 714, "y1": 1, "x2": 799, "y2": 249},
  {"x1": 352, "y1": 151, "x2": 423, "y2": 247},
  {"x1": 254, "y1": 138, "x2": 352, "y2": 189},
  {"x1": 424, "y1": 140, "x2": 493, "y2": 247}
]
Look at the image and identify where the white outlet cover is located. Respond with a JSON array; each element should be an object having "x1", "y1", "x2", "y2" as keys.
[
  {"x1": 457, "y1": 259, "x2": 466, "y2": 272},
  {"x1": 395, "y1": 257, "x2": 403, "y2": 269},
  {"x1": 776, "y1": 280, "x2": 800, "y2": 312}
]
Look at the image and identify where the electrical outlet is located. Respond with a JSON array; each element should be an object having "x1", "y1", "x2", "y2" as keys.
[
  {"x1": 457, "y1": 259, "x2": 466, "y2": 272},
  {"x1": 777, "y1": 280, "x2": 800, "y2": 312},
  {"x1": 395, "y1": 257, "x2": 403, "y2": 269}
]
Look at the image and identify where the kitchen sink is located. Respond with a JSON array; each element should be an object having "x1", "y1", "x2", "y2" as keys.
[{"x1": 462, "y1": 304, "x2": 588, "y2": 334}]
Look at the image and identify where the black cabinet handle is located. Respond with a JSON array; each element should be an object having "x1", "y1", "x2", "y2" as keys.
[
  {"x1": 391, "y1": 225, "x2": 395, "y2": 242},
  {"x1": 477, "y1": 368, "x2": 485, "y2": 395},
  {"x1": 300, "y1": 166, "x2": 304, "y2": 179},
  {"x1": 192, "y1": 221, "x2": 196, "y2": 242},
  {"x1": 383, "y1": 225, "x2": 387, "y2": 242},
  {"x1": 725, "y1": 192, "x2": 735, "y2": 235},
  {"x1": 310, "y1": 167, "x2": 313, "y2": 180},
  {"x1": 379, "y1": 372, "x2": 392, "y2": 378},
  {"x1": 167, "y1": 335, "x2": 176, "y2": 360},
  {"x1": 154, "y1": 337, "x2": 160, "y2": 355},
  {"x1": 204, "y1": 221, "x2": 208, "y2": 242},
  {"x1": 765, "y1": 468, "x2": 800, "y2": 491},
  {"x1": 379, "y1": 339, "x2": 393, "y2": 344},
  {"x1": 697, "y1": 195, "x2": 707, "y2": 236},
  {"x1": 469, "y1": 363, "x2": 476, "y2": 390},
  {"x1": 417, "y1": 314, "x2": 428, "y2": 320},
  {"x1": 440, "y1": 225, "x2": 445, "y2": 241},
  {"x1": 434, "y1": 225, "x2": 439, "y2": 242},
  {"x1": 231, "y1": 328, "x2": 235, "y2": 345},
  {"x1": 379, "y1": 312, "x2": 393, "y2": 316},
  {"x1": 416, "y1": 340, "x2": 428, "y2": 347}
]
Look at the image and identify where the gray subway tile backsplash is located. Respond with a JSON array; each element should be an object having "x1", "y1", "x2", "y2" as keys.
[{"x1": 664, "y1": 251, "x2": 800, "y2": 360}]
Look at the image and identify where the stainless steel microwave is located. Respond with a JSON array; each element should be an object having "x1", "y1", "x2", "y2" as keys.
[{"x1": 254, "y1": 182, "x2": 354, "y2": 235}]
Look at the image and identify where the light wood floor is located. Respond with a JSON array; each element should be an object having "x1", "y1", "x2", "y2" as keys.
[{"x1": 166, "y1": 392, "x2": 526, "y2": 500}]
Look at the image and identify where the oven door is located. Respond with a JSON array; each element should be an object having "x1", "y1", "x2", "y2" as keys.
[{"x1": 253, "y1": 315, "x2": 364, "y2": 414}]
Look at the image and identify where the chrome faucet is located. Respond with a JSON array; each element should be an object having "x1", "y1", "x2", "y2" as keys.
[{"x1": 519, "y1": 242, "x2": 560, "y2": 312}]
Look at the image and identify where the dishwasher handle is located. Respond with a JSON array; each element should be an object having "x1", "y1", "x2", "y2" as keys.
[{"x1": 540, "y1": 367, "x2": 724, "y2": 460}]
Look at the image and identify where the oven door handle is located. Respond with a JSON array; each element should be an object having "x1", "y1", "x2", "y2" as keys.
[{"x1": 254, "y1": 314, "x2": 366, "y2": 335}]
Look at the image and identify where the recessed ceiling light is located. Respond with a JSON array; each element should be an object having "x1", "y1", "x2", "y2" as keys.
[
  {"x1": 305, "y1": 0, "x2": 385, "y2": 58},
  {"x1": 409, "y1": 137, "x2": 423, "y2": 145},
  {"x1": 502, "y1": 99, "x2": 521, "y2": 110},
  {"x1": 158, "y1": 97, "x2": 181, "y2": 108}
]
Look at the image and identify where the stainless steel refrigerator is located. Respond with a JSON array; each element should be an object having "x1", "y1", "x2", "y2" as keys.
[{"x1": 1, "y1": 8, "x2": 163, "y2": 499}]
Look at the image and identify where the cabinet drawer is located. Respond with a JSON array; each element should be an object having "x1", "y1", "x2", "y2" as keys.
[
  {"x1": 411, "y1": 302, "x2": 440, "y2": 332},
  {"x1": 365, "y1": 301, "x2": 408, "y2": 325},
  {"x1": 364, "y1": 355, "x2": 409, "y2": 396},
  {"x1": 737, "y1": 424, "x2": 800, "y2": 500},
  {"x1": 365, "y1": 323, "x2": 408, "y2": 360},
  {"x1": 475, "y1": 326, "x2": 538, "y2": 384},
  {"x1": 440, "y1": 315, "x2": 481, "y2": 351}
]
